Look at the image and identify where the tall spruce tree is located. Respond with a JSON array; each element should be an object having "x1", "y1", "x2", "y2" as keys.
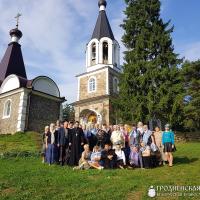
[
  {"x1": 117, "y1": 0, "x2": 183, "y2": 128},
  {"x1": 182, "y1": 61, "x2": 200, "y2": 131}
]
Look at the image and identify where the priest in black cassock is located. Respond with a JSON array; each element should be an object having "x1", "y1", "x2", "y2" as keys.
[{"x1": 68, "y1": 121, "x2": 85, "y2": 166}]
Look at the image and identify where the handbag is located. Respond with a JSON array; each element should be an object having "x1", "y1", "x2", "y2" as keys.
[
  {"x1": 170, "y1": 132, "x2": 177, "y2": 152},
  {"x1": 150, "y1": 143, "x2": 159, "y2": 152},
  {"x1": 172, "y1": 145, "x2": 177, "y2": 152}
]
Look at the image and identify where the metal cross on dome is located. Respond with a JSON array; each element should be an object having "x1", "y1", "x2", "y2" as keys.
[{"x1": 15, "y1": 13, "x2": 22, "y2": 29}]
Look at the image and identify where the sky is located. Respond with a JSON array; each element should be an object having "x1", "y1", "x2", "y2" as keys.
[{"x1": 0, "y1": 0, "x2": 200, "y2": 103}]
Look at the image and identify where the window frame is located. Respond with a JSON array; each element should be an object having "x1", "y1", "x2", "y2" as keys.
[
  {"x1": 102, "y1": 41, "x2": 108, "y2": 64},
  {"x1": 113, "y1": 77, "x2": 119, "y2": 94},
  {"x1": 91, "y1": 42, "x2": 97, "y2": 66},
  {"x1": 2, "y1": 99, "x2": 12, "y2": 119},
  {"x1": 88, "y1": 76, "x2": 97, "y2": 93}
]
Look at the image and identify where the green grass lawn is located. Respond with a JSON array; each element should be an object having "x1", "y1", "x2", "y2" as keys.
[{"x1": 0, "y1": 132, "x2": 200, "y2": 200}]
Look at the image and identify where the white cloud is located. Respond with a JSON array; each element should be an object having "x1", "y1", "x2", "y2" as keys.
[
  {"x1": 179, "y1": 42, "x2": 200, "y2": 61},
  {"x1": 0, "y1": 0, "x2": 125, "y2": 103}
]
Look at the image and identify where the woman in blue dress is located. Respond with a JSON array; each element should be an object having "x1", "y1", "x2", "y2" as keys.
[{"x1": 162, "y1": 124, "x2": 175, "y2": 167}]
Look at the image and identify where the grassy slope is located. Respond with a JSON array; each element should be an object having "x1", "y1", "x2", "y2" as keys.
[
  {"x1": 0, "y1": 132, "x2": 41, "y2": 154},
  {"x1": 0, "y1": 133, "x2": 200, "y2": 200}
]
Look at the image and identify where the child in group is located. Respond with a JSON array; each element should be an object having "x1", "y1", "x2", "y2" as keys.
[
  {"x1": 140, "y1": 142, "x2": 151, "y2": 169},
  {"x1": 115, "y1": 142, "x2": 126, "y2": 169},
  {"x1": 73, "y1": 144, "x2": 91, "y2": 170},
  {"x1": 89, "y1": 146, "x2": 104, "y2": 170},
  {"x1": 129, "y1": 145, "x2": 140, "y2": 168}
]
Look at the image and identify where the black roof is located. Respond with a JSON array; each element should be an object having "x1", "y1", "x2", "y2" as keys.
[
  {"x1": 0, "y1": 42, "x2": 27, "y2": 82},
  {"x1": 91, "y1": 10, "x2": 115, "y2": 40}
]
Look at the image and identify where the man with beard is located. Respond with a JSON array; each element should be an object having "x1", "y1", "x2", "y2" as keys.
[{"x1": 68, "y1": 121, "x2": 85, "y2": 166}]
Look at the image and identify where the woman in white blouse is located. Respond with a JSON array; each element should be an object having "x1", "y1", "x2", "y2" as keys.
[{"x1": 110, "y1": 125, "x2": 125, "y2": 149}]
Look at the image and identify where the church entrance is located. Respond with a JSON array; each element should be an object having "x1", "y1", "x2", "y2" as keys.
[
  {"x1": 80, "y1": 109, "x2": 100, "y2": 125},
  {"x1": 88, "y1": 113, "x2": 97, "y2": 123}
]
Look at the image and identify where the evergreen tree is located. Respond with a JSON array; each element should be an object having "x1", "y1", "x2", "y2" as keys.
[
  {"x1": 117, "y1": 0, "x2": 184, "y2": 128},
  {"x1": 62, "y1": 103, "x2": 75, "y2": 121},
  {"x1": 182, "y1": 61, "x2": 200, "y2": 131}
]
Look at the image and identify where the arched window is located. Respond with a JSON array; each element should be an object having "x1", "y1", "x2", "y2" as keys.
[
  {"x1": 103, "y1": 42, "x2": 108, "y2": 64},
  {"x1": 113, "y1": 77, "x2": 119, "y2": 93},
  {"x1": 88, "y1": 77, "x2": 96, "y2": 92},
  {"x1": 91, "y1": 43, "x2": 96, "y2": 66},
  {"x1": 3, "y1": 99, "x2": 12, "y2": 118}
]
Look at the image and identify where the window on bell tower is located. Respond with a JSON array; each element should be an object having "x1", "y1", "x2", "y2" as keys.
[
  {"x1": 88, "y1": 77, "x2": 96, "y2": 92},
  {"x1": 91, "y1": 43, "x2": 96, "y2": 66},
  {"x1": 103, "y1": 42, "x2": 108, "y2": 64}
]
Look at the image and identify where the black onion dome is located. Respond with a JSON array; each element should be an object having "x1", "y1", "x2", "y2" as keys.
[
  {"x1": 9, "y1": 28, "x2": 23, "y2": 39},
  {"x1": 98, "y1": 0, "x2": 107, "y2": 8}
]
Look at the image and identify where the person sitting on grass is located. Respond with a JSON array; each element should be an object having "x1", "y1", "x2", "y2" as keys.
[
  {"x1": 88, "y1": 146, "x2": 104, "y2": 170},
  {"x1": 129, "y1": 145, "x2": 140, "y2": 168},
  {"x1": 140, "y1": 141, "x2": 151, "y2": 169},
  {"x1": 73, "y1": 144, "x2": 91, "y2": 170},
  {"x1": 100, "y1": 143, "x2": 117, "y2": 169},
  {"x1": 162, "y1": 124, "x2": 175, "y2": 167},
  {"x1": 115, "y1": 142, "x2": 126, "y2": 169}
]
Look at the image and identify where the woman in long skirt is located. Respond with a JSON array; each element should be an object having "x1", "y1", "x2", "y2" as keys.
[{"x1": 46, "y1": 123, "x2": 59, "y2": 165}]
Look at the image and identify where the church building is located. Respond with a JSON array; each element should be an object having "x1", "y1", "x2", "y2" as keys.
[
  {"x1": 0, "y1": 20, "x2": 64, "y2": 134},
  {"x1": 73, "y1": 0, "x2": 121, "y2": 125}
]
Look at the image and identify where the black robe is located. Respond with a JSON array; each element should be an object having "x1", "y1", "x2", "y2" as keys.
[
  {"x1": 68, "y1": 127, "x2": 85, "y2": 166},
  {"x1": 101, "y1": 149, "x2": 117, "y2": 169}
]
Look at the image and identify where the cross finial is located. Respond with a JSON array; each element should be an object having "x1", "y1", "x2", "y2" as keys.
[{"x1": 15, "y1": 13, "x2": 22, "y2": 29}]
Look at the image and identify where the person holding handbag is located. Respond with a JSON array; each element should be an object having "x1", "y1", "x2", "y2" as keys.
[{"x1": 162, "y1": 124, "x2": 175, "y2": 167}]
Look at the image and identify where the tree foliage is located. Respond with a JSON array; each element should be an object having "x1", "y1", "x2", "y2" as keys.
[
  {"x1": 62, "y1": 103, "x2": 75, "y2": 122},
  {"x1": 116, "y1": 0, "x2": 184, "y2": 128},
  {"x1": 182, "y1": 60, "x2": 200, "y2": 131}
]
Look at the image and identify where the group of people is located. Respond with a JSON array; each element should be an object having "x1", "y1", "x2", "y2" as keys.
[{"x1": 42, "y1": 120, "x2": 176, "y2": 170}]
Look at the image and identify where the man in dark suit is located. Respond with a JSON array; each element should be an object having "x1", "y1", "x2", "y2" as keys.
[{"x1": 58, "y1": 121, "x2": 69, "y2": 166}]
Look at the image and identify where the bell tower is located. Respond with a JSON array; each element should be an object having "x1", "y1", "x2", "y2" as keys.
[
  {"x1": 73, "y1": 0, "x2": 121, "y2": 125},
  {"x1": 86, "y1": 0, "x2": 120, "y2": 72}
]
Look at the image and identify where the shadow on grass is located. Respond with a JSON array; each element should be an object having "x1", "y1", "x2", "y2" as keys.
[{"x1": 174, "y1": 157, "x2": 198, "y2": 165}]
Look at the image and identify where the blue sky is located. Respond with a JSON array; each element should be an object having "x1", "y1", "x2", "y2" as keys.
[{"x1": 0, "y1": 0, "x2": 200, "y2": 103}]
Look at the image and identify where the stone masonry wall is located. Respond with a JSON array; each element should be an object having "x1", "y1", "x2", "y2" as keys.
[
  {"x1": 0, "y1": 92, "x2": 21, "y2": 134},
  {"x1": 79, "y1": 71, "x2": 107, "y2": 100},
  {"x1": 75, "y1": 98, "x2": 110, "y2": 125},
  {"x1": 28, "y1": 94, "x2": 60, "y2": 133}
]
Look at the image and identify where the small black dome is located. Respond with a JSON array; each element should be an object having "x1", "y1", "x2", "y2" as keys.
[
  {"x1": 98, "y1": 0, "x2": 107, "y2": 8},
  {"x1": 9, "y1": 28, "x2": 23, "y2": 39}
]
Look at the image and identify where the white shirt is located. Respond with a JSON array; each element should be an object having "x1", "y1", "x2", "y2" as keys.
[
  {"x1": 115, "y1": 150, "x2": 126, "y2": 165},
  {"x1": 111, "y1": 131, "x2": 124, "y2": 148}
]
